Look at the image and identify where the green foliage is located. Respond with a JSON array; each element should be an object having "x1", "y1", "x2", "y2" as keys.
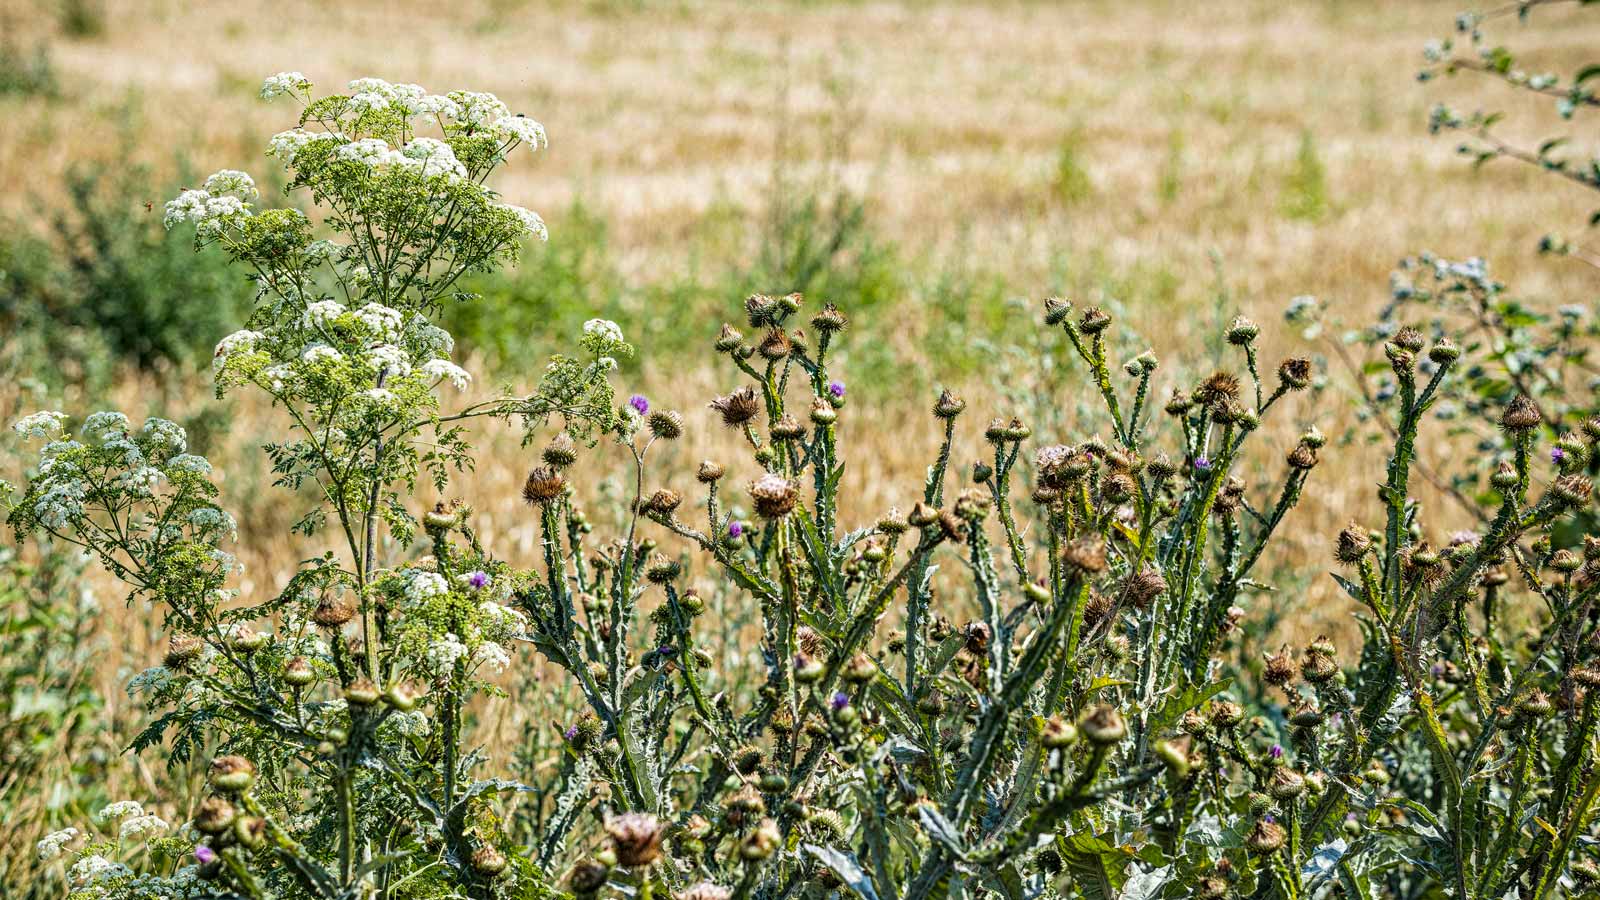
[{"x1": 0, "y1": 40, "x2": 57, "y2": 98}]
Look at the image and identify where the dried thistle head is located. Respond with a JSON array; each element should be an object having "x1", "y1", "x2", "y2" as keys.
[
  {"x1": 757, "y1": 328, "x2": 792, "y2": 361},
  {"x1": 1335, "y1": 523, "x2": 1372, "y2": 564},
  {"x1": 311, "y1": 594, "x2": 356, "y2": 628},
  {"x1": 1502, "y1": 394, "x2": 1542, "y2": 432},
  {"x1": 1263, "y1": 646, "x2": 1298, "y2": 687},
  {"x1": 1278, "y1": 357, "x2": 1312, "y2": 390},
  {"x1": 522, "y1": 466, "x2": 568, "y2": 505},
  {"x1": 640, "y1": 489, "x2": 682, "y2": 518},
  {"x1": 933, "y1": 389, "x2": 966, "y2": 419},
  {"x1": 1079, "y1": 306, "x2": 1112, "y2": 335},
  {"x1": 810, "y1": 302, "x2": 848, "y2": 333},
  {"x1": 1061, "y1": 537, "x2": 1107, "y2": 576},
  {"x1": 710, "y1": 386, "x2": 761, "y2": 428},
  {"x1": 604, "y1": 812, "x2": 664, "y2": 868},
  {"x1": 749, "y1": 474, "x2": 799, "y2": 519},
  {"x1": 1121, "y1": 565, "x2": 1167, "y2": 609}
]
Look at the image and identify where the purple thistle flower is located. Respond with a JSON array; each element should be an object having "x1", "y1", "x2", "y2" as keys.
[
  {"x1": 564, "y1": 724, "x2": 580, "y2": 741},
  {"x1": 1194, "y1": 456, "x2": 1212, "y2": 472},
  {"x1": 629, "y1": 394, "x2": 649, "y2": 415},
  {"x1": 467, "y1": 570, "x2": 489, "y2": 590},
  {"x1": 1269, "y1": 744, "x2": 1284, "y2": 760},
  {"x1": 195, "y1": 845, "x2": 217, "y2": 865},
  {"x1": 657, "y1": 645, "x2": 676, "y2": 657},
  {"x1": 828, "y1": 380, "x2": 846, "y2": 399},
  {"x1": 1553, "y1": 447, "x2": 1567, "y2": 464},
  {"x1": 1264, "y1": 814, "x2": 1277, "y2": 824},
  {"x1": 831, "y1": 691, "x2": 851, "y2": 711},
  {"x1": 728, "y1": 521, "x2": 744, "y2": 539}
]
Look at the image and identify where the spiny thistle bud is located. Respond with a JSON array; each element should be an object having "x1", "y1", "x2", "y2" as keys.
[
  {"x1": 648, "y1": 409, "x2": 684, "y2": 440},
  {"x1": 1156, "y1": 737, "x2": 1192, "y2": 777},
  {"x1": 1196, "y1": 371, "x2": 1241, "y2": 408},
  {"x1": 908, "y1": 502, "x2": 940, "y2": 528},
  {"x1": 209, "y1": 755, "x2": 256, "y2": 793},
  {"x1": 1079, "y1": 307, "x2": 1111, "y2": 335},
  {"x1": 1585, "y1": 416, "x2": 1600, "y2": 443},
  {"x1": 749, "y1": 474, "x2": 799, "y2": 518},
  {"x1": 1335, "y1": 523, "x2": 1372, "y2": 564},
  {"x1": 193, "y1": 796, "x2": 236, "y2": 835},
  {"x1": 1041, "y1": 714, "x2": 1078, "y2": 748},
  {"x1": 472, "y1": 846, "x2": 508, "y2": 877},
  {"x1": 1263, "y1": 647, "x2": 1298, "y2": 687},
  {"x1": 641, "y1": 489, "x2": 682, "y2": 517},
  {"x1": 1210, "y1": 700, "x2": 1244, "y2": 729},
  {"x1": 164, "y1": 636, "x2": 205, "y2": 670},
  {"x1": 1553, "y1": 549, "x2": 1582, "y2": 573},
  {"x1": 1124, "y1": 351, "x2": 1158, "y2": 376},
  {"x1": 697, "y1": 460, "x2": 725, "y2": 483},
  {"x1": 284, "y1": 656, "x2": 315, "y2": 687},
  {"x1": 1268, "y1": 767, "x2": 1306, "y2": 799},
  {"x1": 778, "y1": 292, "x2": 803, "y2": 314},
  {"x1": 1148, "y1": 452, "x2": 1177, "y2": 479},
  {"x1": 1278, "y1": 356, "x2": 1312, "y2": 390},
  {"x1": 1553, "y1": 474, "x2": 1593, "y2": 507},
  {"x1": 1062, "y1": 537, "x2": 1107, "y2": 576},
  {"x1": 1517, "y1": 688, "x2": 1554, "y2": 719},
  {"x1": 1003, "y1": 417, "x2": 1032, "y2": 441},
  {"x1": 522, "y1": 467, "x2": 567, "y2": 505},
  {"x1": 605, "y1": 812, "x2": 664, "y2": 868},
  {"x1": 568, "y1": 859, "x2": 611, "y2": 894},
  {"x1": 1164, "y1": 389, "x2": 1192, "y2": 416},
  {"x1": 933, "y1": 389, "x2": 966, "y2": 419},
  {"x1": 311, "y1": 595, "x2": 356, "y2": 628},
  {"x1": 715, "y1": 323, "x2": 745, "y2": 353},
  {"x1": 843, "y1": 652, "x2": 875, "y2": 683},
  {"x1": 678, "y1": 882, "x2": 733, "y2": 900},
  {"x1": 1043, "y1": 295, "x2": 1072, "y2": 326},
  {"x1": 1246, "y1": 817, "x2": 1287, "y2": 854},
  {"x1": 646, "y1": 555, "x2": 682, "y2": 584},
  {"x1": 1197, "y1": 877, "x2": 1229, "y2": 899},
  {"x1": 233, "y1": 816, "x2": 267, "y2": 850},
  {"x1": 1302, "y1": 645, "x2": 1339, "y2": 683},
  {"x1": 877, "y1": 508, "x2": 909, "y2": 534},
  {"x1": 1573, "y1": 667, "x2": 1600, "y2": 688},
  {"x1": 1384, "y1": 341, "x2": 1414, "y2": 374},
  {"x1": 758, "y1": 328, "x2": 792, "y2": 361},
  {"x1": 810, "y1": 303, "x2": 847, "y2": 333},
  {"x1": 1428, "y1": 339, "x2": 1459, "y2": 365},
  {"x1": 1286, "y1": 443, "x2": 1318, "y2": 470},
  {"x1": 771, "y1": 415, "x2": 805, "y2": 441},
  {"x1": 740, "y1": 818, "x2": 782, "y2": 861},
  {"x1": 810, "y1": 398, "x2": 838, "y2": 426},
  {"x1": 542, "y1": 431, "x2": 578, "y2": 469},
  {"x1": 344, "y1": 677, "x2": 381, "y2": 706},
  {"x1": 1226, "y1": 315, "x2": 1259, "y2": 345},
  {"x1": 1502, "y1": 394, "x2": 1542, "y2": 432},
  {"x1": 745, "y1": 294, "x2": 779, "y2": 328},
  {"x1": 1393, "y1": 326, "x2": 1425, "y2": 353},
  {"x1": 1289, "y1": 699, "x2": 1324, "y2": 728},
  {"x1": 1079, "y1": 705, "x2": 1127, "y2": 745},
  {"x1": 954, "y1": 488, "x2": 991, "y2": 522},
  {"x1": 793, "y1": 651, "x2": 824, "y2": 683},
  {"x1": 1122, "y1": 566, "x2": 1167, "y2": 609},
  {"x1": 724, "y1": 784, "x2": 766, "y2": 827},
  {"x1": 1573, "y1": 861, "x2": 1600, "y2": 889},
  {"x1": 710, "y1": 386, "x2": 761, "y2": 428},
  {"x1": 916, "y1": 691, "x2": 946, "y2": 716},
  {"x1": 229, "y1": 625, "x2": 267, "y2": 653}
]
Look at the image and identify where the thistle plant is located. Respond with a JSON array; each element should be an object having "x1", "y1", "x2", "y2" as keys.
[{"x1": 9, "y1": 63, "x2": 1600, "y2": 900}]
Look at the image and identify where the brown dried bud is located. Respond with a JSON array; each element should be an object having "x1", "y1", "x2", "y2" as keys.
[
  {"x1": 1278, "y1": 357, "x2": 1312, "y2": 390},
  {"x1": 311, "y1": 595, "x2": 356, "y2": 628},
  {"x1": 604, "y1": 812, "x2": 664, "y2": 868},
  {"x1": 641, "y1": 489, "x2": 682, "y2": 517},
  {"x1": 749, "y1": 474, "x2": 799, "y2": 519},
  {"x1": 710, "y1": 386, "x2": 762, "y2": 428},
  {"x1": 1061, "y1": 538, "x2": 1107, "y2": 575},
  {"x1": 1502, "y1": 395, "x2": 1542, "y2": 432},
  {"x1": 1263, "y1": 647, "x2": 1298, "y2": 687},
  {"x1": 1335, "y1": 524, "x2": 1372, "y2": 564},
  {"x1": 522, "y1": 466, "x2": 567, "y2": 505},
  {"x1": 696, "y1": 460, "x2": 726, "y2": 483},
  {"x1": 758, "y1": 328, "x2": 792, "y2": 361}
]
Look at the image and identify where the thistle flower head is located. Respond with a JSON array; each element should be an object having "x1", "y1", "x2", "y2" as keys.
[
  {"x1": 1226, "y1": 315, "x2": 1259, "y2": 345},
  {"x1": 648, "y1": 409, "x2": 684, "y2": 440},
  {"x1": 522, "y1": 466, "x2": 567, "y2": 505},
  {"x1": 811, "y1": 303, "x2": 848, "y2": 333},
  {"x1": 1502, "y1": 394, "x2": 1542, "y2": 432},
  {"x1": 604, "y1": 812, "x2": 664, "y2": 868},
  {"x1": 543, "y1": 432, "x2": 579, "y2": 468},
  {"x1": 1278, "y1": 356, "x2": 1313, "y2": 390},
  {"x1": 749, "y1": 474, "x2": 799, "y2": 518},
  {"x1": 1078, "y1": 704, "x2": 1127, "y2": 745},
  {"x1": 710, "y1": 386, "x2": 761, "y2": 428},
  {"x1": 628, "y1": 394, "x2": 650, "y2": 416},
  {"x1": 933, "y1": 389, "x2": 966, "y2": 419}
]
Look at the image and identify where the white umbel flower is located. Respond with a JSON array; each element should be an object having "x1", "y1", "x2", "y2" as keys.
[
  {"x1": 260, "y1": 71, "x2": 310, "y2": 100},
  {"x1": 12, "y1": 411, "x2": 67, "y2": 439},
  {"x1": 36, "y1": 827, "x2": 78, "y2": 860}
]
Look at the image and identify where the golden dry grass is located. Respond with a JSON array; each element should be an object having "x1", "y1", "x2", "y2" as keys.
[{"x1": 1, "y1": 0, "x2": 1597, "y2": 878}]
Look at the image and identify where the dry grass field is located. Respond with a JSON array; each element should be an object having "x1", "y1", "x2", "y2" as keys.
[{"x1": 1, "y1": 0, "x2": 1597, "y2": 887}]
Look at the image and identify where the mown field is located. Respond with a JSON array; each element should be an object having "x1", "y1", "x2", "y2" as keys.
[{"x1": 1, "y1": 0, "x2": 1596, "y2": 895}]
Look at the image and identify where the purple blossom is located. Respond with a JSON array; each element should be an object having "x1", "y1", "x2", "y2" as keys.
[
  {"x1": 831, "y1": 692, "x2": 851, "y2": 711},
  {"x1": 828, "y1": 380, "x2": 846, "y2": 399},
  {"x1": 728, "y1": 521, "x2": 744, "y2": 539},
  {"x1": 1268, "y1": 744, "x2": 1284, "y2": 760},
  {"x1": 657, "y1": 645, "x2": 676, "y2": 658},
  {"x1": 467, "y1": 570, "x2": 489, "y2": 590},
  {"x1": 1263, "y1": 814, "x2": 1277, "y2": 824},
  {"x1": 564, "y1": 724, "x2": 580, "y2": 741},
  {"x1": 1194, "y1": 456, "x2": 1212, "y2": 472},
  {"x1": 194, "y1": 845, "x2": 217, "y2": 865},
  {"x1": 1553, "y1": 447, "x2": 1567, "y2": 464},
  {"x1": 629, "y1": 394, "x2": 649, "y2": 415}
]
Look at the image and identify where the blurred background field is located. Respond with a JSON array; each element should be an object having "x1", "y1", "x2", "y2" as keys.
[{"x1": 0, "y1": 0, "x2": 1596, "y2": 892}]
